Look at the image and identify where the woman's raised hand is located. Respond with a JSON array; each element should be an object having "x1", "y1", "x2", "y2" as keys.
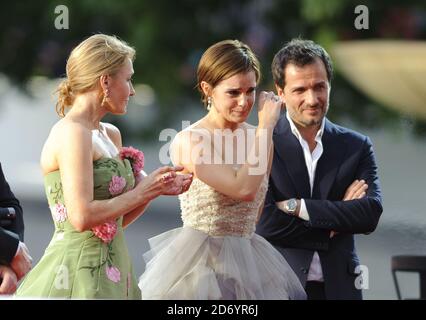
[{"x1": 257, "y1": 91, "x2": 282, "y2": 129}]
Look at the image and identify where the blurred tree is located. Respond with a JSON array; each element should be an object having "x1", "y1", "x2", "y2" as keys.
[{"x1": 1, "y1": 0, "x2": 425, "y2": 139}]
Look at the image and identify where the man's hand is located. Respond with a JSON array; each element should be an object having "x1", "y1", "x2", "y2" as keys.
[
  {"x1": 10, "y1": 242, "x2": 32, "y2": 280},
  {"x1": 343, "y1": 179, "x2": 368, "y2": 201},
  {"x1": 0, "y1": 265, "x2": 18, "y2": 295},
  {"x1": 331, "y1": 179, "x2": 369, "y2": 238}
]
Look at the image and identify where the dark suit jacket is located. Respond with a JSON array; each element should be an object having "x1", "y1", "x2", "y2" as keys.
[
  {"x1": 256, "y1": 115, "x2": 383, "y2": 300},
  {"x1": 0, "y1": 162, "x2": 24, "y2": 265}
]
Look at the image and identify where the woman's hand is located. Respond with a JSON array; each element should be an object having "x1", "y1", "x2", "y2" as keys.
[
  {"x1": 162, "y1": 172, "x2": 193, "y2": 196},
  {"x1": 121, "y1": 167, "x2": 193, "y2": 228},
  {"x1": 133, "y1": 166, "x2": 192, "y2": 200},
  {"x1": 257, "y1": 91, "x2": 282, "y2": 129}
]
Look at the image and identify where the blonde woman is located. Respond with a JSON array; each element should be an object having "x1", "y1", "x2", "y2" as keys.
[
  {"x1": 16, "y1": 34, "x2": 192, "y2": 299},
  {"x1": 139, "y1": 40, "x2": 306, "y2": 300}
]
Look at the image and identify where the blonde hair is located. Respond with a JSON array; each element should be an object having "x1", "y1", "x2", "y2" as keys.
[
  {"x1": 197, "y1": 40, "x2": 261, "y2": 107},
  {"x1": 55, "y1": 34, "x2": 135, "y2": 117}
]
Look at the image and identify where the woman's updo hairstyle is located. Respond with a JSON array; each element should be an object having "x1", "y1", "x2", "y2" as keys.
[{"x1": 55, "y1": 34, "x2": 135, "y2": 117}]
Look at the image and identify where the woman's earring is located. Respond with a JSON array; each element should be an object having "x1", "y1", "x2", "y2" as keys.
[
  {"x1": 207, "y1": 96, "x2": 212, "y2": 111},
  {"x1": 101, "y1": 89, "x2": 110, "y2": 106}
]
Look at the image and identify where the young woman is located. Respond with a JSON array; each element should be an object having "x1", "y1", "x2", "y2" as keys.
[{"x1": 139, "y1": 40, "x2": 306, "y2": 300}]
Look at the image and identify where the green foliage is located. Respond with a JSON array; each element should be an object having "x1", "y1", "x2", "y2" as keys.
[{"x1": 1, "y1": 0, "x2": 426, "y2": 137}]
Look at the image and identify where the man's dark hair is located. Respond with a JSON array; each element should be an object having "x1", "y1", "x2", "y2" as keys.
[{"x1": 272, "y1": 38, "x2": 333, "y2": 89}]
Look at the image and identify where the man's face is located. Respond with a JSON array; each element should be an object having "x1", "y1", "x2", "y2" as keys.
[{"x1": 276, "y1": 58, "x2": 330, "y2": 129}]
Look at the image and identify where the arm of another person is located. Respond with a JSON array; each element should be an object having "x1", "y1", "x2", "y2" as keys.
[
  {"x1": 0, "y1": 165, "x2": 32, "y2": 280},
  {"x1": 0, "y1": 163, "x2": 24, "y2": 240},
  {"x1": 0, "y1": 163, "x2": 23, "y2": 265},
  {"x1": 0, "y1": 228, "x2": 19, "y2": 265}
]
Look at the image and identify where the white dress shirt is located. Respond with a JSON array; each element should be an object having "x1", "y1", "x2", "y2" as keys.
[{"x1": 286, "y1": 112, "x2": 325, "y2": 282}]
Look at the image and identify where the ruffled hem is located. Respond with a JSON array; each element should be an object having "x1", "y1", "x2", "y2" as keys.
[{"x1": 139, "y1": 227, "x2": 306, "y2": 300}]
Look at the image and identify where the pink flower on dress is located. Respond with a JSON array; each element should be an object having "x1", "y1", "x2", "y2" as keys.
[
  {"x1": 109, "y1": 175, "x2": 126, "y2": 196},
  {"x1": 91, "y1": 220, "x2": 117, "y2": 243},
  {"x1": 52, "y1": 203, "x2": 67, "y2": 222},
  {"x1": 119, "y1": 146, "x2": 144, "y2": 176},
  {"x1": 106, "y1": 265, "x2": 121, "y2": 283}
]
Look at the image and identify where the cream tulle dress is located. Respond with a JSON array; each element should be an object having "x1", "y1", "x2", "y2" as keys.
[{"x1": 138, "y1": 173, "x2": 306, "y2": 300}]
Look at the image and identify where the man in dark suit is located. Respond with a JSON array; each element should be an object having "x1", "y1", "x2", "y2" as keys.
[
  {"x1": 0, "y1": 162, "x2": 32, "y2": 295},
  {"x1": 256, "y1": 39, "x2": 383, "y2": 300}
]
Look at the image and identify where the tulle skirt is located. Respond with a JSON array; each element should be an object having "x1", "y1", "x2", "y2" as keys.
[{"x1": 138, "y1": 226, "x2": 306, "y2": 300}]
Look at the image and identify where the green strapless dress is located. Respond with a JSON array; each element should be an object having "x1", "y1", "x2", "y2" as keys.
[{"x1": 16, "y1": 157, "x2": 141, "y2": 299}]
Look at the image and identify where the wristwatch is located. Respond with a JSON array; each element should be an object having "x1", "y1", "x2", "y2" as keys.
[
  {"x1": 285, "y1": 198, "x2": 298, "y2": 216},
  {"x1": 7, "y1": 207, "x2": 16, "y2": 218}
]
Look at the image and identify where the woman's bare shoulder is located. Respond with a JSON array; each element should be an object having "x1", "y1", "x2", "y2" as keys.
[
  {"x1": 51, "y1": 118, "x2": 91, "y2": 136},
  {"x1": 41, "y1": 119, "x2": 92, "y2": 174}
]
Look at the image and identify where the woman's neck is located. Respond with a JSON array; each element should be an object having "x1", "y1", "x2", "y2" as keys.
[{"x1": 68, "y1": 93, "x2": 107, "y2": 130}]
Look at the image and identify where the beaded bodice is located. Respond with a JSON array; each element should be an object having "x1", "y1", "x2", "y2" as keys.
[{"x1": 178, "y1": 176, "x2": 268, "y2": 238}]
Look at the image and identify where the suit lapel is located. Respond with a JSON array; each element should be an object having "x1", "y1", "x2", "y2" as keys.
[
  {"x1": 313, "y1": 119, "x2": 347, "y2": 199},
  {"x1": 274, "y1": 116, "x2": 311, "y2": 198}
]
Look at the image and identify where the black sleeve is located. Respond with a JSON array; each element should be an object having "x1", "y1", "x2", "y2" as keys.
[
  {"x1": 259, "y1": 182, "x2": 331, "y2": 251},
  {"x1": 0, "y1": 162, "x2": 24, "y2": 264},
  {"x1": 304, "y1": 137, "x2": 383, "y2": 234},
  {"x1": 0, "y1": 227, "x2": 20, "y2": 265}
]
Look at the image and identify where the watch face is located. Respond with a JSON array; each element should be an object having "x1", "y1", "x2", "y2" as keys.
[{"x1": 287, "y1": 199, "x2": 297, "y2": 212}]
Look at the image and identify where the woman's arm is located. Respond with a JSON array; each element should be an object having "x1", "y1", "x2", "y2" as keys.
[
  {"x1": 172, "y1": 93, "x2": 280, "y2": 201},
  {"x1": 177, "y1": 126, "x2": 273, "y2": 201},
  {"x1": 256, "y1": 143, "x2": 274, "y2": 223},
  {"x1": 57, "y1": 122, "x2": 180, "y2": 231}
]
